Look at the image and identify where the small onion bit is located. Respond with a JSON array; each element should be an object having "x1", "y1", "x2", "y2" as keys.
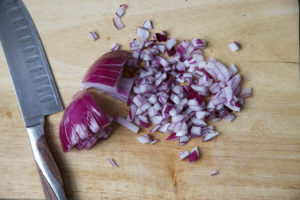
[
  {"x1": 108, "y1": 158, "x2": 119, "y2": 168},
  {"x1": 88, "y1": 32, "x2": 98, "y2": 41},
  {"x1": 136, "y1": 134, "x2": 159, "y2": 144},
  {"x1": 188, "y1": 146, "x2": 200, "y2": 163},
  {"x1": 211, "y1": 170, "x2": 219, "y2": 176},
  {"x1": 113, "y1": 4, "x2": 127, "y2": 29},
  {"x1": 136, "y1": 27, "x2": 150, "y2": 40},
  {"x1": 228, "y1": 41, "x2": 240, "y2": 52},
  {"x1": 142, "y1": 19, "x2": 153, "y2": 30},
  {"x1": 114, "y1": 115, "x2": 140, "y2": 134},
  {"x1": 180, "y1": 151, "x2": 189, "y2": 160},
  {"x1": 113, "y1": 17, "x2": 125, "y2": 30},
  {"x1": 111, "y1": 43, "x2": 121, "y2": 51},
  {"x1": 116, "y1": 4, "x2": 127, "y2": 17}
]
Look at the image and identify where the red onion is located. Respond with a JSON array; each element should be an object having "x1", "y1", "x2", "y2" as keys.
[
  {"x1": 136, "y1": 134, "x2": 152, "y2": 144},
  {"x1": 114, "y1": 115, "x2": 139, "y2": 134},
  {"x1": 188, "y1": 146, "x2": 200, "y2": 163},
  {"x1": 88, "y1": 32, "x2": 98, "y2": 41},
  {"x1": 136, "y1": 27, "x2": 150, "y2": 40},
  {"x1": 180, "y1": 151, "x2": 189, "y2": 160},
  {"x1": 111, "y1": 43, "x2": 120, "y2": 51},
  {"x1": 116, "y1": 4, "x2": 127, "y2": 17},
  {"x1": 136, "y1": 134, "x2": 158, "y2": 144},
  {"x1": 108, "y1": 158, "x2": 119, "y2": 168},
  {"x1": 113, "y1": 4, "x2": 127, "y2": 29},
  {"x1": 211, "y1": 170, "x2": 219, "y2": 176},
  {"x1": 113, "y1": 17, "x2": 125, "y2": 30},
  {"x1": 81, "y1": 50, "x2": 133, "y2": 103},
  {"x1": 142, "y1": 20, "x2": 153, "y2": 30},
  {"x1": 68, "y1": 17, "x2": 252, "y2": 163},
  {"x1": 59, "y1": 90, "x2": 112, "y2": 152},
  {"x1": 228, "y1": 41, "x2": 240, "y2": 52}
]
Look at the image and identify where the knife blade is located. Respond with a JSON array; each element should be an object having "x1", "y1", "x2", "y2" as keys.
[{"x1": 0, "y1": 0, "x2": 66, "y2": 199}]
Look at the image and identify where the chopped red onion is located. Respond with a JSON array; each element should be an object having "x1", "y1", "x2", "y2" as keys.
[
  {"x1": 211, "y1": 170, "x2": 219, "y2": 176},
  {"x1": 114, "y1": 115, "x2": 139, "y2": 133},
  {"x1": 179, "y1": 135, "x2": 190, "y2": 144},
  {"x1": 150, "y1": 124, "x2": 161, "y2": 133},
  {"x1": 142, "y1": 20, "x2": 153, "y2": 30},
  {"x1": 136, "y1": 134, "x2": 152, "y2": 144},
  {"x1": 108, "y1": 158, "x2": 119, "y2": 168},
  {"x1": 166, "y1": 133, "x2": 179, "y2": 141},
  {"x1": 59, "y1": 90, "x2": 112, "y2": 152},
  {"x1": 240, "y1": 88, "x2": 252, "y2": 98},
  {"x1": 191, "y1": 126, "x2": 201, "y2": 136},
  {"x1": 228, "y1": 41, "x2": 240, "y2": 52},
  {"x1": 229, "y1": 64, "x2": 238, "y2": 74},
  {"x1": 137, "y1": 27, "x2": 150, "y2": 40},
  {"x1": 191, "y1": 38, "x2": 206, "y2": 49},
  {"x1": 157, "y1": 44, "x2": 166, "y2": 53},
  {"x1": 150, "y1": 139, "x2": 159, "y2": 144},
  {"x1": 188, "y1": 146, "x2": 200, "y2": 163},
  {"x1": 153, "y1": 32, "x2": 167, "y2": 42},
  {"x1": 166, "y1": 38, "x2": 176, "y2": 50},
  {"x1": 180, "y1": 151, "x2": 190, "y2": 160},
  {"x1": 80, "y1": 19, "x2": 252, "y2": 163},
  {"x1": 113, "y1": 16, "x2": 125, "y2": 30},
  {"x1": 203, "y1": 131, "x2": 219, "y2": 142},
  {"x1": 88, "y1": 32, "x2": 98, "y2": 40},
  {"x1": 116, "y1": 4, "x2": 127, "y2": 17},
  {"x1": 111, "y1": 43, "x2": 120, "y2": 51}
]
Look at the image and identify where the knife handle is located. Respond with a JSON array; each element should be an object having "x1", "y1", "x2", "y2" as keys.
[{"x1": 27, "y1": 122, "x2": 67, "y2": 200}]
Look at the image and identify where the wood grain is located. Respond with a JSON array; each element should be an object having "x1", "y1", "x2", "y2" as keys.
[{"x1": 0, "y1": 0, "x2": 299, "y2": 199}]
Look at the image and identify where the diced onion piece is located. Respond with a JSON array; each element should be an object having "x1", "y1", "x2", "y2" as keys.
[
  {"x1": 188, "y1": 146, "x2": 200, "y2": 163},
  {"x1": 166, "y1": 38, "x2": 176, "y2": 50},
  {"x1": 137, "y1": 27, "x2": 150, "y2": 40},
  {"x1": 108, "y1": 158, "x2": 119, "y2": 168},
  {"x1": 229, "y1": 64, "x2": 238, "y2": 74},
  {"x1": 111, "y1": 43, "x2": 120, "y2": 51},
  {"x1": 142, "y1": 19, "x2": 153, "y2": 30},
  {"x1": 203, "y1": 131, "x2": 219, "y2": 142},
  {"x1": 228, "y1": 41, "x2": 240, "y2": 52},
  {"x1": 240, "y1": 88, "x2": 252, "y2": 98},
  {"x1": 191, "y1": 126, "x2": 201, "y2": 136},
  {"x1": 157, "y1": 44, "x2": 166, "y2": 53},
  {"x1": 116, "y1": 4, "x2": 127, "y2": 17},
  {"x1": 211, "y1": 170, "x2": 219, "y2": 176},
  {"x1": 136, "y1": 134, "x2": 152, "y2": 144},
  {"x1": 180, "y1": 151, "x2": 190, "y2": 160},
  {"x1": 150, "y1": 139, "x2": 159, "y2": 144},
  {"x1": 113, "y1": 17, "x2": 125, "y2": 30},
  {"x1": 166, "y1": 133, "x2": 179, "y2": 141},
  {"x1": 114, "y1": 115, "x2": 140, "y2": 134},
  {"x1": 88, "y1": 32, "x2": 98, "y2": 40},
  {"x1": 191, "y1": 38, "x2": 206, "y2": 49}
]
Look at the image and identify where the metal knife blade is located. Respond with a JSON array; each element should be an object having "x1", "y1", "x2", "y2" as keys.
[
  {"x1": 0, "y1": 0, "x2": 63, "y2": 127},
  {"x1": 0, "y1": 0, "x2": 66, "y2": 199}
]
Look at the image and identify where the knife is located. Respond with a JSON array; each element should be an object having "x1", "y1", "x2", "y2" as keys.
[{"x1": 0, "y1": 0, "x2": 67, "y2": 199}]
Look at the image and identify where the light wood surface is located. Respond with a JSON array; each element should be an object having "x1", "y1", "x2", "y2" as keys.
[{"x1": 0, "y1": 0, "x2": 299, "y2": 199}]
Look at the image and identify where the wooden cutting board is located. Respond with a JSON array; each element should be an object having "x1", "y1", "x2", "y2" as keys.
[{"x1": 0, "y1": 0, "x2": 299, "y2": 199}]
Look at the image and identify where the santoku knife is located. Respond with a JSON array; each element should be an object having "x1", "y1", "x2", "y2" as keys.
[{"x1": 0, "y1": 0, "x2": 66, "y2": 199}]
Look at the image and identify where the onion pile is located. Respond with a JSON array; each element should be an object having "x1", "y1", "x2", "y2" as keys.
[
  {"x1": 59, "y1": 16, "x2": 252, "y2": 163},
  {"x1": 125, "y1": 21, "x2": 252, "y2": 147}
]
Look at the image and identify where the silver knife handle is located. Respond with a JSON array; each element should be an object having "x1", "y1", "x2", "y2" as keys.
[{"x1": 27, "y1": 122, "x2": 67, "y2": 200}]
